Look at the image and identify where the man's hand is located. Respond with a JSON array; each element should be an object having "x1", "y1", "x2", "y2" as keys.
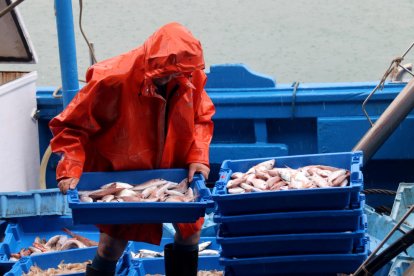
[
  {"x1": 58, "y1": 177, "x2": 80, "y2": 194},
  {"x1": 188, "y1": 163, "x2": 210, "y2": 182}
]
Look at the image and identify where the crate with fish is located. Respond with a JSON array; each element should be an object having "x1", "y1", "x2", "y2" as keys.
[
  {"x1": 217, "y1": 223, "x2": 367, "y2": 258},
  {"x1": 68, "y1": 169, "x2": 214, "y2": 224},
  {"x1": 117, "y1": 237, "x2": 220, "y2": 274},
  {"x1": 0, "y1": 216, "x2": 99, "y2": 273},
  {"x1": 4, "y1": 246, "x2": 97, "y2": 276},
  {"x1": 117, "y1": 237, "x2": 221, "y2": 274},
  {"x1": 0, "y1": 188, "x2": 71, "y2": 219},
  {"x1": 214, "y1": 197, "x2": 366, "y2": 237},
  {"x1": 213, "y1": 151, "x2": 363, "y2": 216},
  {"x1": 126, "y1": 256, "x2": 223, "y2": 276},
  {"x1": 221, "y1": 244, "x2": 368, "y2": 276}
]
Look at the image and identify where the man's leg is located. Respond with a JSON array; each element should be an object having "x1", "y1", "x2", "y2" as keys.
[
  {"x1": 162, "y1": 223, "x2": 201, "y2": 276},
  {"x1": 86, "y1": 232, "x2": 128, "y2": 276}
]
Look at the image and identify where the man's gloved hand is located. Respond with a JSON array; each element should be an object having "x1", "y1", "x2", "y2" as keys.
[
  {"x1": 188, "y1": 163, "x2": 210, "y2": 182},
  {"x1": 58, "y1": 177, "x2": 80, "y2": 194}
]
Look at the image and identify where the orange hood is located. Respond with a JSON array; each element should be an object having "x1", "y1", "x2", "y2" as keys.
[{"x1": 143, "y1": 22, "x2": 205, "y2": 79}]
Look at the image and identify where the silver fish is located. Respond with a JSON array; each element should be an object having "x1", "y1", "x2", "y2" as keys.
[
  {"x1": 198, "y1": 249, "x2": 220, "y2": 256},
  {"x1": 198, "y1": 241, "x2": 212, "y2": 251}
]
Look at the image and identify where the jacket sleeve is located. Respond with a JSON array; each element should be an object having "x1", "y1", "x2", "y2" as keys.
[
  {"x1": 49, "y1": 77, "x2": 119, "y2": 180},
  {"x1": 186, "y1": 88, "x2": 215, "y2": 167}
]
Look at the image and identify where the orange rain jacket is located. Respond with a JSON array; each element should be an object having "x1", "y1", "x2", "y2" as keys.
[{"x1": 49, "y1": 22, "x2": 215, "y2": 243}]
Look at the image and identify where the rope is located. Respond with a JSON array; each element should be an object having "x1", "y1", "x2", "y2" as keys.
[
  {"x1": 363, "y1": 189, "x2": 396, "y2": 196},
  {"x1": 0, "y1": 0, "x2": 25, "y2": 18},
  {"x1": 52, "y1": 86, "x2": 62, "y2": 98},
  {"x1": 374, "y1": 205, "x2": 392, "y2": 215},
  {"x1": 79, "y1": 0, "x2": 97, "y2": 64},
  {"x1": 291, "y1": 81, "x2": 300, "y2": 119},
  {"x1": 362, "y1": 41, "x2": 414, "y2": 126}
]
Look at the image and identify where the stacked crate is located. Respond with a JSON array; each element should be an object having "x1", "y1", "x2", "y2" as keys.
[{"x1": 212, "y1": 151, "x2": 368, "y2": 276}]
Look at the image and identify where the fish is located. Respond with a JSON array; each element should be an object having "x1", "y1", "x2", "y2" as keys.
[
  {"x1": 172, "y1": 178, "x2": 189, "y2": 194},
  {"x1": 198, "y1": 241, "x2": 212, "y2": 251},
  {"x1": 250, "y1": 178, "x2": 267, "y2": 190},
  {"x1": 142, "y1": 186, "x2": 159, "y2": 198},
  {"x1": 62, "y1": 228, "x2": 98, "y2": 247},
  {"x1": 80, "y1": 195, "x2": 93, "y2": 202},
  {"x1": 228, "y1": 187, "x2": 245, "y2": 194},
  {"x1": 328, "y1": 169, "x2": 347, "y2": 183},
  {"x1": 311, "y1": 173, "x2": 330, "y2": 188},
  {"x1": 23, "y1": 261, "x2": 91, "y2": 276},
  {"x1": 266, "y1": 176, "x2": 281, "y2": 186},
  {"x1": 231, "y1": 172, "x2": 244, "y2": 179},
  {"x1": 246, "y1": 159, "x2": 275, "y2": 174},
  {"x1": 240, "y1": 183, "x2": 253, "y2": 192},
  {"x1": 198, "y1": 249, "x2": 220, "y2": 256},
  {"x1": 101, "y1": 182, "x2": 134, "y2": 189},
  {"x1": 120, "y1": 196, "x2": 142, "y2": 202},
  {"x1": 60, "y1": 239, "x2": 87, "y2": 250},
  {"x1": 45, "y1": 235, "x2": 67, "y2": 250},
  {"x1": 102, "y1": 194, "x2": 115, "y2": 202},
  {"x1": 156, "y1": 183, "x2": 173, "y2": 198},
  {"x1": 332, "y1": 172, "x2": 350, "y2": 187},
  {"x1": 115, "y1": 189, "x2": 137, "y2": 197},
  {"x1": 165, "y1": 190, "x2": 185, "y2": 196},
  {"x1": 132, "y1": 178, "x2": 168, "y2": 191},
  {"x1": 88, "y1": 187, "x2": 125, "y2": 200}
]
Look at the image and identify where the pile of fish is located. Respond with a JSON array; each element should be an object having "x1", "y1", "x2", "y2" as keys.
[
  {"x1": 131, "y1": 241, "x2": 220, "y2": 259},
  {"x1": 10, "y1": 228, "x2": 98, "y2": 261},
  {"x1": 79, "y1": 178, "x2": 195, "y2": 203},
  {"x1": 23, "y1": 260, "x2": 91, "y2": 276},
  {"x1": 227, "y1": 159, "x2": 351, "y2": 194},
  {"x1": 146, "y1": 271, "x2": 223, "y2": 276}
]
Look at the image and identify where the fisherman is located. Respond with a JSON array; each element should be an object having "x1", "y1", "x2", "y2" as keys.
[{"x1": 50, "y1": 22, "x2": 215, "y2": 276}]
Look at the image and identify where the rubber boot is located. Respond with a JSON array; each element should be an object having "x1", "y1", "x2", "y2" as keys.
[
  {"x1": 164, "y1": 243, "x2": 199, "y2": 276},
  {"x1": 85, "y1": 263, "x2": 115, "y2": 276}
]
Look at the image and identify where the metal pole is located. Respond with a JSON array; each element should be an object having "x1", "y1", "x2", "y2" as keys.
[
  {"x1": 54, "y1": 0, "x2": 79, "y2": 108},
  {"x1": 353, "y1": 77, "x2": 414, "y2": 163},
  {"x1": 89, "y1": 42, "x2": 95, "y2": 66}
]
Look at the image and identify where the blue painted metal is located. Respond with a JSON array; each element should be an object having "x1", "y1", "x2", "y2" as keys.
[
  {"x1": 205, "y1": 64, "x2": 275, "y2": 88},
  {"x1": 318, "y1": 117, "x2": 414, "y2": 159},
  {"x1": 54, "y1": 0, "x2": 79, "y2": 107}
]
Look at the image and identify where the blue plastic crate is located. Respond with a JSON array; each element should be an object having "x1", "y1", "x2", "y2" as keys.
[
  {"x1": 5, "y1": 247, "x2": 97, "y2": 276},
  {"x1": 127, "y1": 256, "x2": 223, "y2": 276},
  {"x1": 221, "y1": 246, "x2": 368, "y2": 276},
  {"x1": 117, "y1": 237, "x2": 220, "y2": 274},
  {"x1": 0, "y1": 188, "x2": 71, "y2": 219},
  {"x1": 213, "y1": 151, "x2": 363, "y2": 215},
  {"x1": 217, "y1": 228, "x2": 367, "y2": 258},
  {"x1": 0, "y1": 216, "x2": 99, "y2": 273},
  {"x1": 68, "y1": 169, "x2": 214, "y2": 224},
  {"x1": 215, "y1": 198, "x2": 365, "y2": 237}
]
